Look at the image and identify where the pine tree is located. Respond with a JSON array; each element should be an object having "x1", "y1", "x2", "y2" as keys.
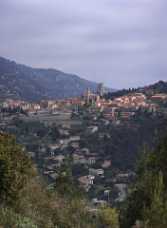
[{"x1": 143, "y1": 172, "x2": 167, "y2": 228}]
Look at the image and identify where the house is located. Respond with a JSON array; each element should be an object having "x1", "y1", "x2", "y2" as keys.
[
  {"x1": 88, "y1": 157, "x2": 96, "y2": 165},
  {"x1": 103, "y1": 107, "x2": 119, "y2": 121},
  {"x1": 115, "y1": 172, "x2": 135, "y2": 182},
  {"x1": 87, "y1": 126, "x2": 98, "y2": 134},
  {"x1": 48, "y1": 172, "x2": 58, "y2": 181},
  {"x1": 114, "y1": 183, "x2": 127, "y2": 202},
  {"x1": 69, "y1": 136, "x2": 80, "y2": 142},
  {"x1": 151, "y1": 93, "x2": 167, "y2": 102},
  {"x1": 58, "y1": 139, "x2": 70, "y2": 147},
  {"x1": 73, "y1": 154, "x2": 87, "y2": 165},
  {"x1": 78, "y1": 175, "x2": 95, "y2": 191},
  {"x1": 89, "y1": 168, "x2": 104, "y2": 177},
  {"x1": 39, "y1": 145, "x2": 47, "y2": 153},
  {"x1": 70, "y1": 141, "x2": 80, "y2": 149},
  {"x1": 21, "y1": 103, "x2": 31, "y2": 111},
  {"x1": 114, "y1": 93, "x2": 147, "y2": 108},
  {"x1": 81, "y1": 148, "x2": 90, "y2": 155},
  {"x1": 43, "y1": 170, "x2": 54, "y2": 175},
  {"x1": 27, "y1": 151, "x2": 36, "y2": 159},
  {"x1": 54, "y1": 155, "x2": 65, "y2": 163},
  {"x1": 102, "y1": 160, "x2": 111, "y2": 168},
  {"x1": 48, "y1": 144, "x2": 60, "y2": 155},
  {"x1": 119, "y1": 111, "x2": 135, "y2": 120},
  {"x1": 58, "y1": 129, "x2": 70, "y2": 136},
  {"x1": 44, "y1": 163, "x2": 57, "y2": 171}
]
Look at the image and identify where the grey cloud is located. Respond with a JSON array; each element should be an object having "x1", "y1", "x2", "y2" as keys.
[{"x1": 0, "y1": 0, "x2": 167, "y2": 88}]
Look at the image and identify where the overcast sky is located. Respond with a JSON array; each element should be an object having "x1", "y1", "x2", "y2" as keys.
[{"x1": 0, "y1": 0, "x2": 167, "y2": 89}]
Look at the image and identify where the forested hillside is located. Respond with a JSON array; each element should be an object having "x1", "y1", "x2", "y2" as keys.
[{"x1": 0, "y1": 57, "x2": 99, "y2": 101}]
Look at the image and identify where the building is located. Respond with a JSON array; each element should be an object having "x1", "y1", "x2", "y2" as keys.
[
  {"x1": 78, "y1": 175, "x2": 95, "y2": 191},
  {"x1": 151, "y1": 93, "x2": 167, "y2": 102},
  {"x1": 89, "y1": 168, "x2": 104, "y2": 177},
  {"x1": 84, "y1": 88, "x2": 100, "y2": 105},
  {"x1": 97, "y1": 83, "x2": 105, "y2": 97}
]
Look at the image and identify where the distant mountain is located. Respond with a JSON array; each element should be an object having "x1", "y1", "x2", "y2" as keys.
[
  {"x1": 141, "y1": 80, "x2": 167, "y2": 95},
  {"x1": 105, "y1": 80, "x2": 167, "y2": 100},
  {"x1": 0, "y1": 57, "x2": 111, "y2": 101}
]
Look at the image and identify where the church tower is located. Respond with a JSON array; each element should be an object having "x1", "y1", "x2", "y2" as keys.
[{"x1": 97, "y1": 83, "x2": 104, "y2": 97}]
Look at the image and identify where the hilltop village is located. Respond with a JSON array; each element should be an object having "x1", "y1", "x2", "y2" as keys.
[{"x1": 0, "y1": 83, "x2": 167, "y2": 206}]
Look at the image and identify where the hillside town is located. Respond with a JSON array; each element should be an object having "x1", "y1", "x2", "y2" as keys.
[
  {"x1": 0, "y1": 83, "x2": 167, "y2": 206},
  {"x1": 1, "y1": 82, "x2": 167, "y2": 118}
]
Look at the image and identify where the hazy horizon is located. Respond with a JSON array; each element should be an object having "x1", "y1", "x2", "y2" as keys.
[{"x1": 0, "y1": 0, "x2": 167, "y2": 89}]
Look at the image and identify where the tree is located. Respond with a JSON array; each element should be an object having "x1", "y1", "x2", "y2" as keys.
[
  {"x1": 120, "y1": 134, "x2": 167, "y2": 228},
  {"x1": 0, "y1": 133, "x2": 35, "y2": 206},
  {"x1": 0, "y1": 208, "x2": 37, "y2": 228},
  {"x1": 0, "y1": 133, "x2": 105, "y2": 228},
  {"x1": 143, "y1": 172, "x2": 167, "y2": 228},
  {"x1": 98, "y1": 206, "x2": 119, "y2": 228}
]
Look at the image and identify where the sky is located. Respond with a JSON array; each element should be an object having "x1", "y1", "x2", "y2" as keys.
[{"x1": 0, "y1": 0, "x2": 167, "y2": 89}]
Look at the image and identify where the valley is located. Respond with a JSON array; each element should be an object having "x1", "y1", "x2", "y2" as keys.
[{"x1": 1, "y1": 81, "x2": 167, "y2": 209}]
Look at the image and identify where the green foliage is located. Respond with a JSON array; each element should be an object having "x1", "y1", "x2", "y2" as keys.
[
  {"x1": 0, "y1": 208, "x2": 37, "y2": 228},
  {"x1": 120, "y1": 134, "x2": 167, "y2": 228},
  {"x1": 0, "y1": 133, "x2": 34, "y2": 206},
  {"x1": 0, "y1": 133, "x2": 109, "y2": 228},
  {"x1": 52, "y1": 198, "x2": 97, "y2": 228},
  {"x1": 143, "y1": 173, "x2": 167, "y2": 228},
  {"x1": 17, "y1": 179, "x2": 55, "y2": 227},
  {"x1": 98, "y1": 206, "x2": 119, "y2": 228},
  {"x1": 0, "y1": 133, "x2": 55, "y2": 227},
  {"x1": 55, "y1": 161, "x2": 85, "y2": 199}
]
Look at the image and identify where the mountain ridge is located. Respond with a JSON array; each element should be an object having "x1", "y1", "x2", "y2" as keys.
[{"x1": 0, "y1": 56, "x2": 109, "y2": 101}]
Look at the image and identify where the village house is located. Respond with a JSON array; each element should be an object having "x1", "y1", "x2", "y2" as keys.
[
  {"x1": 101, "y1": 160, "x2": 111, "y2": 169},
  {"x1": 103, "y1": 107, "x2": 119, "y2": 121},
  {"x1": 114, "y1": 93, "x2": 147, "y2": 108},
  {"x1": 44, "y1": 163, "x2": 57, "y2": 171},
  {"x1": 78, "y1": 175, "x2": 95, "y2": 191},
  {"x1": 89, "y1": 168, "x2": 104, "y2": 177},
  {"x1": 114, "y1": 183, "x2": 127, "y2": 202},
  {"x1": 58, "y1": 128, "x2": 70, "y2": 136},
  {"x1": 48, "y1": 144, "x2": 60, "y2": 155},
  {"x1": 69, "y1": 135, "x2": 80, "y2": 142},
  {"x1": 21, "y1": 102, "x2": 31, "y2": 111},
  {"x1": 48, "y1": 172, "x2": 58, "y2": 181},
  {"x1": 87, "y1": 125, "x2": 98, "y2": 134},
  {"x1": 70, "y1": 141, "x2": 80, "y2": 149},
  {"x1": 116, "y1": 172, "x2": 136, "y2": 183},
  {"x1": 81, "y1": 148, "x2": 90, "y2": 155},
  {"x1": 87, "y1": 156, "x2": 96, "y2": 165},
  {"x1": 119, "y1": 110, "x2": 136, "y2": 120},
  {"x1": 150, "y1": 93, "x2": 167, "y2": 102},
  {"x1": 27, "y1": 151, "x2": 36, "y2": 159},
  {"x1": 53, "y1": 155, "x2": 65, "y2": 164},
  {"x1": 44, "y1": 155, "x2": 65, "y2": 168},
  {"x1": 73, "y1": 153, "x2": 87, "y2": 165}
]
